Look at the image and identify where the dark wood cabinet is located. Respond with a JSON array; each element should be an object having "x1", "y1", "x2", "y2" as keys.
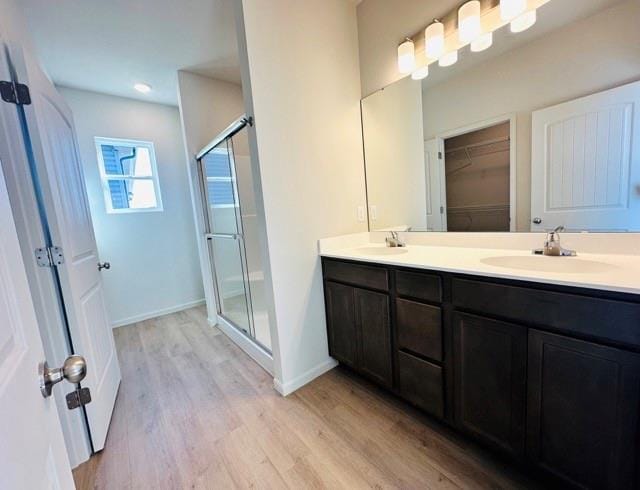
[
  {"x1": 453, "y1": 312, "x2": 527, "y2": 457},
  {"x1": 356, "y1": 288, "x2": 392, "y2": 387},
  {"x1": 397, "y1": 351, "x2": 444, "y2": 418},
  {"x1": 322, "y1": 258, "x2": 640, "y2": 489},
  {"x1": 527, "y1": 330, "x2": 640, "y2": 489},
  {"x1": 324, "y1": 280, "x2": 392, "y2": 387},
  {"x1": 396, "y1": 298, "x2": 442, "y2": 362},
  {"x1": 325, "y1": 281, "x2": 358, "y2": 367}
]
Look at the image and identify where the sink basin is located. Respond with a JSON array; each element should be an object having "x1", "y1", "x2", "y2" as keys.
[
  {"x1": 481, "y1": 255, "x2": 615, "y2": 274},
  {"x1": 354, "y1": 246, "x2": 409, "y2": 256}
]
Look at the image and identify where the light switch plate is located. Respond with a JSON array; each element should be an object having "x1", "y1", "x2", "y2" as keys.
[
  {"x1": 357, "y1": 206, "x2": 366, "y2": 222},
  {"x1": 370, "y1": 205, "x2": 378, "y2": 221}
]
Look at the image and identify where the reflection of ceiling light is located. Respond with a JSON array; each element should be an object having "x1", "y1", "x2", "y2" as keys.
[
  {"x1": 425, "y1": 21, "x2": 445, "y2": 59},
  {"x1": 458, "y1": 1, "x2": 481, "y2": 44},
  {"x1": 439, "y1": 50, "x2": 458, "y2": 67},
  {"x1": 411, "y1": 65, "x2": 429, "y2": 80},
  {"x1": 397, "y1": 39, "x2": 416, "y2": 74},
  {"x1": 471, "y1": 32, "x2": 493, "y2": 52},
  {"x1": 134, "y1": 83, "x2": 152, "y2": 94},
  {"x1": 511, "y1": 10, "x2": 537, "y2": 33},
  {"x1": 500, "y1": 0, "x2": 527, "y2": 21}
]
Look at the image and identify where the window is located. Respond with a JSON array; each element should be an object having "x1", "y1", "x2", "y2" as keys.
[
  {"x1": 94, "y1": 137, "x2": 163, "y2": 213},
  {"x1": 202, "y1": 147, "x2": 238, "y2": 208}
]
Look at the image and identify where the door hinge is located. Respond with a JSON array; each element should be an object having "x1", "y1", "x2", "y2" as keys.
[
  {"x1": 65, "y1": 387, "x2": 92, "y2": 410},
  {"x1": 35, "y1": 246, "x2": 64, "y2": 267},
  {"x1": 440, "y1": 206, "x2": 444, "y2": 214},
  {"x1": 0, "y1": 80, "x2": 31, "y2": 105},
  {"x1": 438, "y1": 151, "x2": 443, "y2": 159}
]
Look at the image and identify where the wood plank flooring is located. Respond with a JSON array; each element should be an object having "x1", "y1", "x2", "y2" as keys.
[{"x1": 73, "y1": 306, "x2": 538, "y2": 489}]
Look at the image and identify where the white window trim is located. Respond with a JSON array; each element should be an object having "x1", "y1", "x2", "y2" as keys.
[{"x1": 94, "y1": 136, "x2": 164, "y2": 214}]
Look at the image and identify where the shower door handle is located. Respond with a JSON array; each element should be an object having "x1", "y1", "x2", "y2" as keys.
[{"x1": 205, "y1": 233, "x2": 244, "y2": 240}]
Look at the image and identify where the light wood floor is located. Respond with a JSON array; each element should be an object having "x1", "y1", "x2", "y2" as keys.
[{"x1": 73, "y1": 306, "x2": 538, "y2": 489}]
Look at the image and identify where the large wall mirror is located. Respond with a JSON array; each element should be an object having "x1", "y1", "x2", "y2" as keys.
[{"x1": 361, "y1": 0, "x2": 639, "y2": 232}]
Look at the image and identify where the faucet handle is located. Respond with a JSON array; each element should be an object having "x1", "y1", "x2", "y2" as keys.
[{"x1": 553, "y1": 225, "x2": 565, "y2": 233}]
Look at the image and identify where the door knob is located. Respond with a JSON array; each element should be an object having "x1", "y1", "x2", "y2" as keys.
[
  {"x1": 98, "y1": 262, "x2": 111, "y2": 271},
  {"x1": 39, "y1": 355, "x2": 87, "y2": 398},
  {"x1": 532, "y1": 217, "x2": 542, "y2": 225}
]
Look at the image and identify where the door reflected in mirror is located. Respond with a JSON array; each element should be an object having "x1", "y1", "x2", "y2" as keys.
[{"x1": 361, "y1": 0, "x2": 640, "y2": 233}]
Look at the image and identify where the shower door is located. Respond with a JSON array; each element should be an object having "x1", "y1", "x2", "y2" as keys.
[{"x1": 198, "y1": 137, "x2": 255, "y2": 338}]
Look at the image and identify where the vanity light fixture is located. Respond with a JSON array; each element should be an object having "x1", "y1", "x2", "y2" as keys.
[
  {"x1": 458, "y1": 1, "x2": 481, "y2": 44},
  {"x1": 471, "y1": 32, "x2": 493, "y2": 52},
  {"x1": 134, "y1": 83, "x2": 152, "y2": 93},
  {"x1": 397, "y1": 38, "x2": 416, "y2": 74},
  {"x1": 500, "y1": 0, "x2": 527, "y2": 21},
  {"x1": 439, "y1": 50, "x2": 458, "y2": 67},
  {"x1": 399, "y1": 0, "x2": 549, "y2": 79},
  {"x1": 411, "y1": 65, "x2": 429, "y2": 80},
  {"x1": 511, "y1": 9, "x2": 537, "y2": 32},
  {"x1": 425, "y1": 21, "x2": 445, "y2": 59}
]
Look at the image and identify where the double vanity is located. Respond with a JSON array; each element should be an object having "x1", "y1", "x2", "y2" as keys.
[{"x1": 320, "y1": 236, "x2": 640, "y2": 489}]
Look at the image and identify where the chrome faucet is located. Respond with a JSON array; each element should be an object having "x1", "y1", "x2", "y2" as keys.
[
  {"x1": 386, "y1": 231, "x2": 406, "y2": 248},
  {"x1": 533, "y1": 226, "x2": 576, "y2": 256}
]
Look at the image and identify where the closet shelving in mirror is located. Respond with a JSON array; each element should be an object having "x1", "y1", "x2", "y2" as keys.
[{"x1": 397, "y1": 0, "x2": 551, "y2": 80}]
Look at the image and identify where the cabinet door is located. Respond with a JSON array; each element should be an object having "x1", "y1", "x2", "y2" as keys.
[
  {"x1": 325, "y1": 281, "x2": 357, "y2": 367},
  {"x1": 453, "y1": 313, "x2": 527, "y2": 457},
  {"x1": 355, "y1": 288, "x2": 392, "y2": 387},
  {"x1": 527, "y1": 330, "x2": 640, "y2": 489}
]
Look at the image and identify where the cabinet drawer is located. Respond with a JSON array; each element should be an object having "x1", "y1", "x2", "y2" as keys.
[
  {"x1": 396, "y1": 299, "x2": 442, "y2": 362},
  {"x1": 323, "y1": 260, "x2": 388, "y2": 291},
  {"x1": 452, "y1": 278, "x2": 640, "y2": 349},
  {"x1": 397, "y1": 351, "x2": 444, "y2": 419},
  {"x1": 396, "y1": 270, "x2": 442, "y2": 303}
]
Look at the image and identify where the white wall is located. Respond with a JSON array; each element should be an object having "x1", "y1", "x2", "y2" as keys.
[
  {"x1": 362, "y1": 76, "x2": 427, "y2": 231},
  {"x1": 177, "y1": 71, "x2": 245, "y2": 318},
  {"x1": 422, "y1": 1, "x2": 640, "y2": 230},
  {"x1": 236, "y1": 0, "x2": 368, "y2": 394},
  {"x1": 59, "y1": 87, "x2": 204, "y2": 327}
]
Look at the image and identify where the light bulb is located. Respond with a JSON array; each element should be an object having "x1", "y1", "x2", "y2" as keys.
[
  {"x1": 500, "y1": 0, "x2": 526, "y2": 21},
  {"x1": 411, "y1": 65, "x2": 429, "y2": 80},
  {"x1": 134, "y1": 83, "x2": 152, "y2": 93},
  {"x1": 439, "y1": 50, "x2": 458, "y2": 67},
  {"x1": 471, "y1": 32, "x2": 493, "y2": 52},
  {"x1": 397, "y1": 39, "x2": 416, "y2": 74},
  {"x1": 458, "y1": 1, "x2": 481, "y2": 44},
  {"x1": 425, "y1": 22, "x2": 444, "y2": 59},
  {"x1": 511, "y1": 9, "x2": 536, "y2": 33}
]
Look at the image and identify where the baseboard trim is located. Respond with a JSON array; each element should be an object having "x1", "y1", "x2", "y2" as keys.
[
  {"x1": 211, "y1": 315, "x2": 274, "y2": 375},
  {"x1": 273, "y1": 357, "x2": 338, "y2": 396},
  {"x1": 111, "y1": 299, "x2": 206, "y2": 328}
]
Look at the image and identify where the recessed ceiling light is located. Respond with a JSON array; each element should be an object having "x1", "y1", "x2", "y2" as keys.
[{"x1": 134, "y1": 83, "x2": 152, "y2": 94}]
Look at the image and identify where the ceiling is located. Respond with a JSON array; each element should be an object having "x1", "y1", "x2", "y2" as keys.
[{"x1": 21, "y1": 0, "x2": 241, "y2": 106}]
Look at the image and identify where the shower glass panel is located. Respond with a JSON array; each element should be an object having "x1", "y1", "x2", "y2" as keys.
[{"x1": 197, "y1": 117, "x2": 271, "y2": 352}]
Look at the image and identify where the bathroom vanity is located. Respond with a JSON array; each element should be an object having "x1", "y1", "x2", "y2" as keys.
[{"x1": 321, "y1": 246, "x2": 640, "y2": 489}]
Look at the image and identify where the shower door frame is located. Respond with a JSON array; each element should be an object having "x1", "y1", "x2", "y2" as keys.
[{"x1": 196, "y1": 116, "x2": 270, "y2": 352}]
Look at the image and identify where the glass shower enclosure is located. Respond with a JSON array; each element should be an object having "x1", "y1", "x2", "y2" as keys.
[{"x1": 196, "y1": 116, "x2": 271, "y2": 352}]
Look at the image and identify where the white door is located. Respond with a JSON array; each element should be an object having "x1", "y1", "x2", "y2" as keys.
[
  {"x1": 9, "y1": 43, "x2": 121, "y2": 451},
  {"x1": 0, "y1": 158, "x2": 75, "y2": 489},
  {"x1": 424, "y1": 138, "x2": 447, "y2": 231},
  {"x1": 531, "y1": 81, "x2": 640, "y2": 231}
]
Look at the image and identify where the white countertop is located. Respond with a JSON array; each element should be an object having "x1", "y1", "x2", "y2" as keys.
[{"x1": 320, "y1": 243, "x2": 640, "y2": 295}]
